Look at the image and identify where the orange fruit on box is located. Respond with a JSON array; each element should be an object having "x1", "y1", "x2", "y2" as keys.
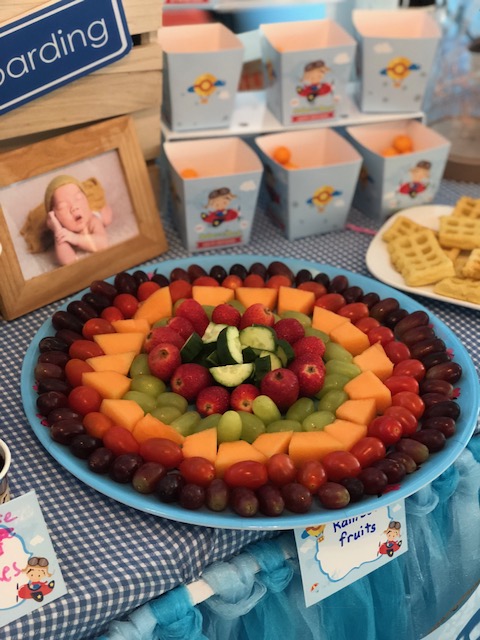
[
  {"x1": 392, "y1": 134, "x2": 413, "y2": 154},
  {"x1": 181, "y1": 168, "x2": 199, "y2": 179},
  {"x1": 382, "y1": 147, "x2": 399, "y2": 157},
  {"x1": 273, "y1": 146, "x2": 291, "y2": 165}
]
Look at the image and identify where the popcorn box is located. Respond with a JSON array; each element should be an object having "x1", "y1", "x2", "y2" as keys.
[
  {"x1": 352, "y1": 9, "x2": 441, "y2": 113},
  {"x1": 345, "y1": 119, "x2": 451, "y2": 221},
  {"x1": 254, "y1": 129, "x2": 362, "y2": 241},
  {"x1": 161, "y1": 24, "x2": 244, "y2": 132},
  {"x1": 163, "y1": 137, "x2": 263, "y2": 252},
  {"x1": 259, "y1": 19, "x2": 356, "y2": 126}
]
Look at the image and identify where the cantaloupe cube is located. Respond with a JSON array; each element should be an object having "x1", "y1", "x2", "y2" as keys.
[
  {"x1": 325, "y1": 420, "x2": 368, "y2": 450},
  {"x1": 86, "y1": 352, "x2": 136, "y2": 376},
  {"x1": 93, "y1": 332, "x2": 144, "y2": 356},
  {"x1": 100, "y1": 398, "x2": 144, "y2": 432},
  {"x1": 134, "y1": 286, "x2": 172, "y2": 326},
  {"x1": 251, "y1": 431, "x2": 294, "y2": 458},
  {"x1": 335, "y1": 398, "x2": 377, "y2": 425},
  {"x1": 192, "y1": 286, "x2": 234, "y2": 307},
  {"x1": 353, "y1": 343, "x2": 394, "y2": 381},
  {"x1": 132, "y1": 413, "x2": 184, "y2": 445},
  {"x1": 312, "y1": 306, "x2": 350, "y2": 336},
  {"x1": 343, "y1": 370, "x2": 392, "y2": 413},
  {"x1": 235, "y1": 287, "x2": 278, "y2": 310},
  {"x1": 329, "y1": 322, "x2": 370, "y2": 356},
  {"x1": 182, "y1": 428, "x2": 217, "y2": 463},
  {"x1": 82, "y1": 370, "x2": 132, "y2": 399},
  {"x1": 277, "y1": 286, "x2": 315, "y2": 316},
  {"x1": 288, "y1": 431, "x2": 345, "y2": 466},
  {"x1": 112, "y1": 319, "x2": 150, "y2": 336},
  {"x1": 215, "y1": 441, "x2": 267, "y2": 478}
]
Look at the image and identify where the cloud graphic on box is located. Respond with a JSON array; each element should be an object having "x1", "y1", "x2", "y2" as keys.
[
  {"x1": 240, "y1": 181, "x2": 257, "y2": 192},
  {"x1": 218, "y1": 90, "x2": 230, "y2": 100},
  {"x1": 29, "y1": 535, "x2": 45, "y2": 546},
  {"x1": 333, "y1": 52, "x2": 351, "y2": 65},
  {"x1": 374, "y1": 42, "x2": 394, "y2": 55}
]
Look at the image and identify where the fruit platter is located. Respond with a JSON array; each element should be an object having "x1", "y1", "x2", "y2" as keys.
[{"x1": 21, "y1": 255, "x2": 479, "y2": 530}]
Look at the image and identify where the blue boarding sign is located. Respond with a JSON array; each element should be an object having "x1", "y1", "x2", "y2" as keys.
[{"x1": 0, "y1": 0, "x2": 132, "y2": 115}]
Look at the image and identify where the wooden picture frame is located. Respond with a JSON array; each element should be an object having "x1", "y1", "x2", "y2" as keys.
[{"x1": 0, "y1": 116, "x2": 168, "y2": 320}]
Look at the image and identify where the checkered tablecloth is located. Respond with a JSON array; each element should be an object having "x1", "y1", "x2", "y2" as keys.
[{"x1": 1, "y1": 180, "x2": 479, "y2": 640}]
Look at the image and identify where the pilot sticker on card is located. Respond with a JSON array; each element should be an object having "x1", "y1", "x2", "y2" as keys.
[
  {"x1": 294, "y1": 500, "x2": 407, "y2": 607},
  {"x1": 0, "y1": 491, "x2": 67, "y2": 628}
]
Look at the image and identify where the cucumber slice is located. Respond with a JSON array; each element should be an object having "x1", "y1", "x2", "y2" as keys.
[
  {"x1": 239, "y1": 325, "x2": 277, "y2": 352},
  {"x1": 275, "y1": 339, "x2": 295, "y2": 367},
  {"x1": 258, "y1": 351, "x2": 282, "y2": 371},
  {"x1": 202, "y1": 321, "x2": 228, "y2": 344},
  {"x1": 241, "y1": 346, "x2": 257, "y2": 363},
  {"x1": 180, "y1": 332, "x2": 204, "y2": 363},
  {"x1": 254, "y1": 355, "x2": 272, "y2": 384},
  {"x1": 216, "y1": 326, "x2": 243, "y2": 365},
  {"x1": 210, "y1": 363, "x2": 254, "y2": 387}
]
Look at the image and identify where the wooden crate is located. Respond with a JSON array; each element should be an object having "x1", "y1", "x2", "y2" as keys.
[{"x1": 0, "y1": 1, "x2": 163, "y2": 161}]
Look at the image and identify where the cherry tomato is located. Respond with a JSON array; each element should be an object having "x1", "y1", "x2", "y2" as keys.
[
  {"x1": 321, "y1": 451, "x2": 362, "y2": 482},
  {"x1": 220, "y1": 275, "x2": 243, "y2": 290},
  {"x1": 82, "y1": 318, "x2": 116, "y2": 340},
  {"x1": 224, "y1": 460, "x2": 268, "y2": 490},
  {"x1": 103, "y1": 425, "x2": 140, "y2": 456},
  {"x1": 337, "y1": 302, "x2": 369, "y2": 323},
  {"x1": 383, "y1": 340, "x2": 411, "y2": 364},
  {"x1": 101, "y1": 306, "x2": 125, "y2": 323},
  {"x1": 367, "y1": 326, "x2": 395, "y2": 346},
  {"x1": 367, "y1": 415, "x2": 403, "y2": 445},
  {"x1": 296, "y1": 460, "x2": 327, "y2": 493},
  {"x1": 139, "y1": 438, "x2": 183, "y2": 469},
  {"x1": 384, "y1": 405, "x2": 419, "y2": 437},
  {"x1": 354, "y1": 317, "x2": 381, "y2": 334},
  {"x1": 350, "y1": 437, "x2": 386, "y2": 468},
  {"x1": 68, "y1": 385, "x2": 102, "y2": 415},
  {"x1": 384, "y1": 375, "x2": 420, "y2": 396},
  {"x1": 392, "y1": 359, "x2": 426, "y2": 381},
  {"x1": 83, "y1": 411, "x2": 114, "y2": 439},
  {"x1": 69, "y1": 339, "x2": 104, "y2": 360},
  {"x1": 169, "y1": 279, "x2": 193, "y2": 303},
  {"x1": 137, "y1": 281, "x2": 161, "y2": 302},
  {"x1": 64, "y1": 358, "x2": 94, "y2": 387},
  {"x1": 314, "y1": 293, "x2": 346, "y2": 313},
  {"x1": 297, "y1": 281, "x2": 327, "y2": 298},
  {"x1": 179, "y1": 457, "x2": 215, "y2": 487},
  {"x1": 391, "y1": 391, "x2": 425, "y2": 419},
  {"x1": 266, "y1": 453, "x2": 297, "y2": 486},
  {"x1": 113, "y1": 293, "x2": 139, "y2": 318}
]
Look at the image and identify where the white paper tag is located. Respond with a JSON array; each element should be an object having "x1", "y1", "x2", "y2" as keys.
[
  {"x1": 0, "y1": 491, "x2": 67, "y2": 628},
  {"x1": 294, "y1": 499, "x2": 408, "y2": 607}
]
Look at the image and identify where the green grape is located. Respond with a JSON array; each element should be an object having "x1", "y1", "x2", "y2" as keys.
[
  {"x1": 280, "y1": 310, "x2": 311, "y2": 327},
  {"x1": 286, "y1": 397, "x2": 315, "y2": 423},
  {"x1": 123, "y1": 390, "x2": 156, "y2": 414},
  {"x1": 156, "y1": 392, "x2": 188, "y2": 414},
  {"x1": 228, "y1": 300, "x2": 246, "y2": 314},
  {"x1": 318, "y1": 390, "x2": 349, "y2": 413},
  {"x1": 325, "y1": 360, "x2": 361, "y2": 380},
  {"x1": 315, "y1": 373, "x2": 350, "y2": 399},
  {"x1": 252, "y1": 395, "x2": 281, "y2": 425},
  {"x1": 170, "y1": 411, "x2": 201, "y2": 436},
  {"x1": 217, "y1": 410, "x2": 242, "y2": 443},
  {"x1": 323, "y1": 342, "x2": 353, "y2": 363},
  {"x1": 266, "y1": 419, "x2": 302, "y2": 433},
  {"x1": 238, "y1": 411, "x2": 266, "y2": 443},
  {"x1": 129, "y1": 353, "x2": 150, "y2": 377},
  {"x1": 304, "y1": 326, "x2": 329, "y2": 343},
  {"x1": 202, "y1": 305, "x2": 215, "y2": 320},
  {"x1": 195, "y1": 413, "x2": 222, "y2": 433},
  {"x1": 150, "y1": 406, "x2": 182, "y2": 424},
  {"x1": 130, "y1": 374, "x2": 166, "y2": 398},
  {"x1": 152, "y1": 318, "x2": 169, "y2": 328},
  {"x1": 302, "y1": 410, "x2": 335, "y2": 432}
]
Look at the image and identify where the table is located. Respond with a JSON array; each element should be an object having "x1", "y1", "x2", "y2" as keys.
[{"x1": 1, "y1": 179, "x2": 479, "y2": 639}]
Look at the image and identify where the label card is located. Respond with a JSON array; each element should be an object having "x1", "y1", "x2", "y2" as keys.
[
  {"x1": 0, "y1": 491, "x2": 67, "y2": 628},
  {"x1": 0, "y1": 0, "x2": 132, "y2": 115},
  {"x1": 294, "y1": 500, "x2": 407, "y2": 607}
]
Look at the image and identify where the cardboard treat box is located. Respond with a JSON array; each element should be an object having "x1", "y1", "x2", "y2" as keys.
[
  {"x1": 259, "y1": 19, "x2": 356, "y2": 127},
  {"x1": 352, "y1": 9, "x2": 441, "y2": 113},
  {"x1": 163, "y1": 137, "x2": 263, "y2": 252},
  {"x1": 345, "y1": 119, "x2": 451, "y2": 221},
  {"x1": 254, "y1": 129, "x2": 362, "y2": 241},
  {"x1": 161, "y1": 23, "x2": 244, "y2": 132}
]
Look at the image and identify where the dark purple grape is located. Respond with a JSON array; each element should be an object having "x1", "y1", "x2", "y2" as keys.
[
  {"x1": 209, "y1": 265, "x2": 228, "y2": 283},
  {"x1": 340, "y1": 477, "x2": 365, "y2": 503},
  {"x1": 257, "y1": 484, "x2": 285, "y2": 517},
  {"x1": 132, "y1": 462, "x2": 167, "y2": 494},
  {"x1": 50, "y1": 418, "x2": 85, "y2": 444},
  {"x1": 109, "y1": 454, "x2": 143, "y2": 484},
  {"x1": 295, "y1": 269, "x2": 313, "y2": 286},
  {"x1": 230, "y1": 487, "x2": 259, "y2": 517},
  {"x1": 187, "y1": 264, "x2": 207, "y2": 280},
  {"x1": 69, "y1": 434, "x2": 102, "y2": 459},
  {"x1": 267, "y1": 261, "x2": 294, "y2": 281},
  {"x1": 90, "y1": 279, "x2": 118, "y2": 301},
  {"x1": 387, "y1": 451, "x2": 418, "y2": 474},
  {"x1": 343, "y1": 286, "x2": 364, "y2": 304},
  {"x1": 281, "y1": 482, "x2": 313, "y2": 514},
  {"x1": 170, "y1": 267, "x2": 190, "y2": 282},
  {"x1": 421, "y1": 351, "x2": 451, "y2": 369},
  {"x1": 394, "y1": 310, "x2": 430, "y2": 339},
  {"x1": 156, "y1": 472, "x2": 185, "y2": 503},
  {"x1": 55, "y1": 329, "x2": 83, "y2": 346},
  {"x1": 395, "y1": 438, "x2": 430, "y2": 464},
  {"x1": 421, "y1": 392, "x2": 450, "y2": 409},
  {"x1": 67, "y1": 300, "x2": 98, "y2": 322},
  {"x1": 36, "y1": 391, "x2": 68, "y2": 415},
  {"x1": 314, "y1": 273, "x2": 330, "y2": 288},
  {"x1": 372, "y1": 458, "x2": 406, "y2": 484},
  {"x1": 81, "y1": 292, "x2": 111, "y2": 312},
  {"x1": 425, "y1": 362, "x2": 462, "y2": 384},
  {"x1": 362, "y1": 292, "x2": 381, "y2": 309},
  {"x1": 401, "y1": 326, "x2": 435, "y2": 347},
  {"x1": 47, "y1": 407, "x2": 82, "y2": 426},
  {"x1": 230, "y1": 263, "x2": 248, "y2": 280},
  {"x1": 317, "y1": 482, "x2": 350, "y2": 509},
  {"x1": 39, "y1": 336, "x2": 68, "y2": 353},
  {"x1": 411, "y1": 429, "x2": 446, "y2": 452},
  {"x1": 410, "y1": 338, "x2": 446, "y2": 361},
  {"x1": 419, "y1": 379, "x2": 454, "y2": 397},
  {"x1": 34, "y1": 362, "x2": 64, "y2": 382},
  {"x1": 248, "y1": 262, "x2": 267, "y2": 279},
  {"x1": 369, "y1": 298, "x2": 400, "y2": 323},
  {"x1": 51, "y1": 310, "x2": 84, "y2": 334},
  {"x1": 37, "y1": 378, "x2": 71, "y2": 395},
  {"x1": 383, "y1": 308, "x2": 408, "y2": 330},
  {"x1": 132, "y1": 270, "x2": 149, "y2": 285},
  {"x1": 88, "y1": 447, "x2": 115, "y2": 474},
  {"x1": 37, "y1": 350, "x2": 70, "y2": 368},
  {"x1": 421, "y1": 416, "x2": 456, "y2": 438},
  {"x1": 423, "y1": 400, "x2": 460, "y2": 421},
  {"x1": 205, "y1": 478, "x2": 229, "y2": 512},
  {"x1": 357, "y1": 468, "x2": 388, "y2": 495},
  {"x1": 179, "y1": 483, "x2": 206, "y2": 510},
  {"x1": 328, "y1": 275, "x2": 349, "y2": 294},
  {"x1": 151, "y1": 272, "x2": 169, "y2": 287},
  {"x1": 114, "y1": 271, "x2": 137, "y2": 295}
]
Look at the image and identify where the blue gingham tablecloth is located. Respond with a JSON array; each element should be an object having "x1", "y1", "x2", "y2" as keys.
[{"x1": 1, "y1": 180, "x2": 479, "y2": 640}]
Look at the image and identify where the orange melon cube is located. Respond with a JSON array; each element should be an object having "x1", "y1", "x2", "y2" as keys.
[
  {"x1": 329, "y1": 322, "x2": 370, "y2": 356},
  {"x1": 132, "y1": 413, "x2": 184, "y2": 445},
  {"x1": 335, "y1": 398, "x2": 377, "y2": 425},
  {"x1": 100, "y1": 398, "x2": 145, "y2": 432},
  {"x1": 82, "y1": 370, "x2": 132, "y2": 399},
  {"x1": 353, "y1": 343, "x2": 394, "y2": 381},
  {"x1": 134, "y1": 286, "x2": 172, "y2": 326},
  {"x1": 215, "y1": 441, "x2": 267, "y2": 478},
  {"x1": 182, "y1": 428, "x2": 217, "y2": 464},
  {"x1": 277, "y1": 286, "x2": 315, "y2": 316},
  {"x1": 86, "y1": 352, "x2": 136, "y2": 376},
  {"x1": 111, "y1": 319, "x2": 150, "y2": 336},
  {"x1": 324, "y1": 419, "x2": 368, "y2": 450},
  {"x1": 192, "y1": 286, "x2": 234, "y2": 307},
  {"x1": 288, "y1": 431, "x2": 345, "y2": 466},
  {"x1": 312, "y1": 306, "x2": 350, "y2": 336},
  {"x1": 93, "y1": 332, "x2": 144, "y2": 356},
  {"x1": 251, "y1": 431, "x2": 294, "y2": 458},
  {"x1": 343, "y1": 370, "x2": 392, "y2": 413},
  {"x1": 235, "y1": 287, "x2": 278, "y2": 310}
]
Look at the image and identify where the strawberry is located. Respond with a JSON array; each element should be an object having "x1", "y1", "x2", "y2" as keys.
[
  {"x1": 170, "y1": 363, "x2": 213, "y2": 402},
  {"x1": 174, "y1": 299, "x2": 210, "y2": 337},
  {"x1": 273, "y1": 318, "x2": 305, "y2": 345},
  {"x1": 212, "y1": 304, "x2": 241, "y2": 327},
  {"x1": 292, "y1": 335, "x2": 326, "y2": 361},
  {"x1": 166, "y1": 316, "x2": 196, "y2": 340},
  {"x1": 144, "y1": 326, "x2": 185, "y2": 353},
  {"x1": 239, "y1": 303, "x2": 275, "y2": 330},
  {"x1": 196, "y1": 386, "x2": 230, "y2": 416},
  {"x1": 148, "y1": 342, "x2": 182, "y2": 381}
]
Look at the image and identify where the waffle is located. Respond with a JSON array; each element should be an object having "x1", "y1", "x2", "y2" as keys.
[
  {"x1": 462, "y1": 248, "x2": 480, "y2": 280},
  {"x1": 438, "y1": 216, "x2": 480, "y2": 251},
  {"x1": 382, "y1": 215, "x2": 429, "y2": 243},
  {"x1": 433, "y1": 276, "x2": 480, "y2": 305},
  {"x1": 451, "y1": 196, "x2": 480, "y2": 220},
  {"x1": 387, "y1": 229, "x2": 455, "y2": 287}
]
